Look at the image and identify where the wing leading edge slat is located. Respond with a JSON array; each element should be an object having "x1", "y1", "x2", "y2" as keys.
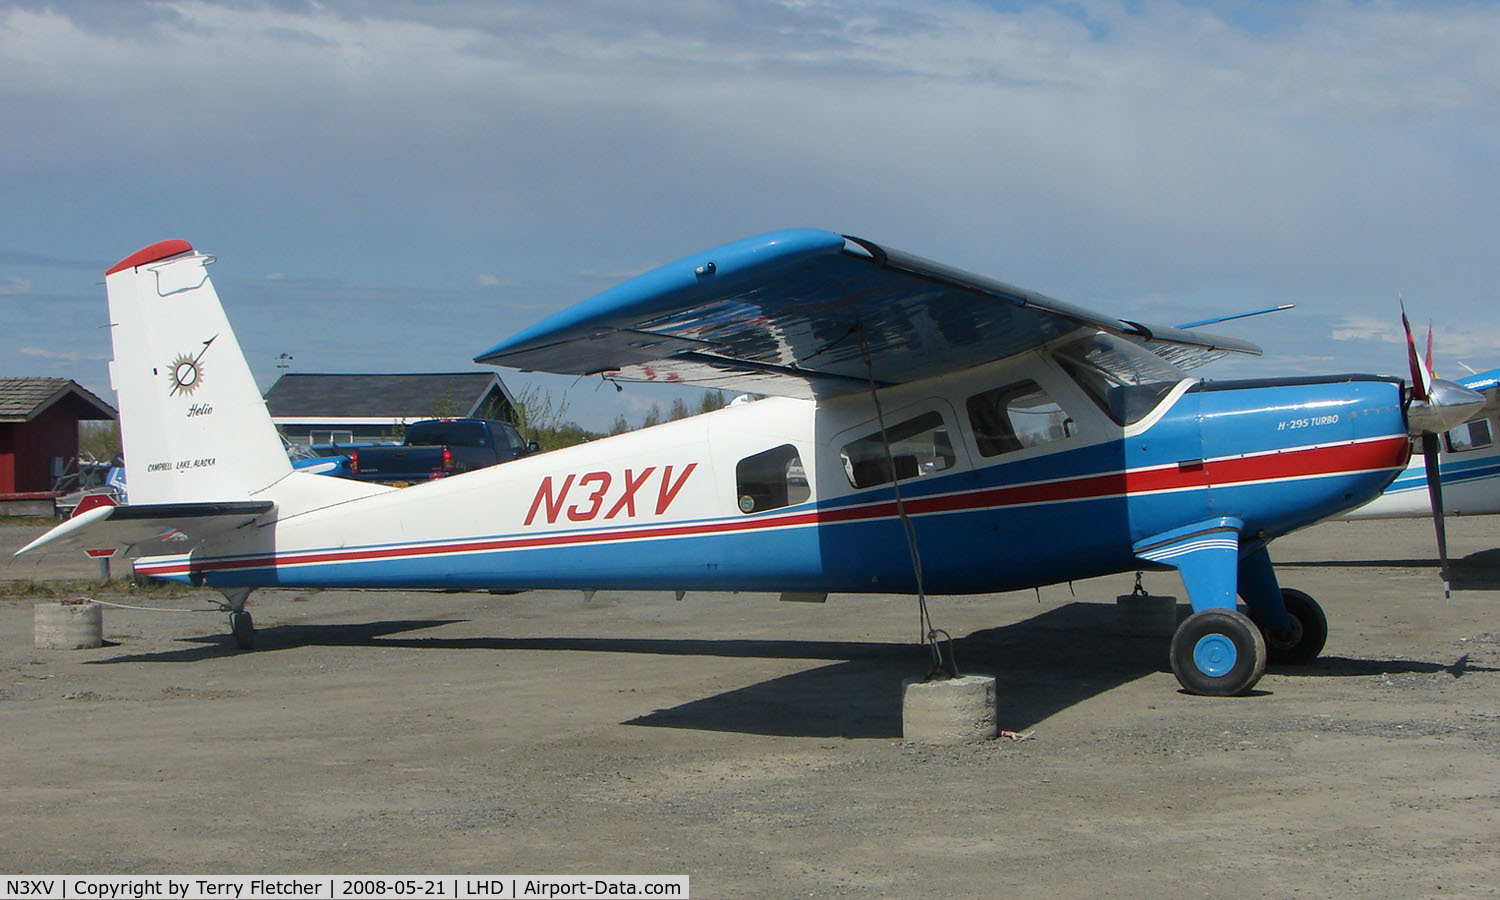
[{"x1": 475, "y1": 229, "x2": 1260, "y2": 397}]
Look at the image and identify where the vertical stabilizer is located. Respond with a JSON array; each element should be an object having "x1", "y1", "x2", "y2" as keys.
[{"x1": 106, "y1": 240, "x2": 292, "y2": 504}]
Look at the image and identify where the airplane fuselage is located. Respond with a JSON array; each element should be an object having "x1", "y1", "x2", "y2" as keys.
[{"x1": 134, "y1": 351, "x2": 1411, "y2": 597}]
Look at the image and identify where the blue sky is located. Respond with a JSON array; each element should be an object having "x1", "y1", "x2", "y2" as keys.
[{"x1": 3, "y1": 0, "x2": 1498, "y2": 430}]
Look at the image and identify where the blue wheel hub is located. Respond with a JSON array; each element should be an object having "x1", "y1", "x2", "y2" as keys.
[{"x1": 1193, "y1": 633, "x2": 1238, "y2": 677}]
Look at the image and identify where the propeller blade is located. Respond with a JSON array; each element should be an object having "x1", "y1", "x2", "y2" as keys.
[
  {"x1": 1401, "y1": 302, "x2": 1431, "y2": 402},
  {"x1": 1421, "y1": 431, "x2": 1451, "y2": 599},
  {"x1": 1425, "y1": 322, "x2": 1435, "y2": 379},
  {"x1": 1400, "y1": 305, "x2": 1474, "y2": 599}
]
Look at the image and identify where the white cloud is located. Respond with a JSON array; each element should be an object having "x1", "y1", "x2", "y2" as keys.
[
  {"x1": 0, "y1": 275, "x2": 31, "y2": 295},
  {"x1": 1418, "y1": 323, "x2": 1500, "y2": 362},
  {"x1": 1331, "y1": 315, "x2": 1405, "y2": 344},
  {"x1": 21, "y1": 345, "x2": 83, "y2": 363}
]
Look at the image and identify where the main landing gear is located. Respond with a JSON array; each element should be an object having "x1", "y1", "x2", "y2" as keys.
[
  {"x1": 1147, "y1": 533, "x2": 1328, "y2": 696},
  {"x1": 1258, "y1": 587, "x2": 1328, "y2": 665},
  {"x1": 1167, "y1": 587, "x2": 1330, "y2": 695},
  {"x1": 1170, "y1": 608, "x2": 1266, "y2": 696}
]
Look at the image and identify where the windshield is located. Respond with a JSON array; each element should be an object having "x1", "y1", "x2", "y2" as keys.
[
  {"x1": 1053, "y1": 333, "x2": 1185, "y2": 426},
  {"x1": 284, "y1": 441, "x2": 319, "y2": 461}
]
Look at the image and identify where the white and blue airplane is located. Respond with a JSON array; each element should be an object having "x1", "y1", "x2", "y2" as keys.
[
  {"x1": 16, "y1": 231, "x2": 1485, "y2": 697},
  {"x1": 1344, "y1": 366, "x2": 1500, "y2": 519}
]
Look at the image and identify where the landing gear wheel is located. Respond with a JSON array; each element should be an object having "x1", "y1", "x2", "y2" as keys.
[
  {"x1": 230, "y1": 610, "x2": 255, "y2": 650},
  {"x1": 1263, "y1": 588, "x2": 1327, "y2": 665},
  {"x1": 1170, "y1": 608, "x2": 1267, "y2": 696}
]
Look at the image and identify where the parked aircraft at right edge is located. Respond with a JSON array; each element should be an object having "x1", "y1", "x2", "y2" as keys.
[{"x1": 1343, "y1": 366, "x2": 1500, "y2": 519}]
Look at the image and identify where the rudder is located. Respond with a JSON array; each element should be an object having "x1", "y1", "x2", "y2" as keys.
[{"x1": 105, "y1": 240, "x2": 292, "y2": 504}]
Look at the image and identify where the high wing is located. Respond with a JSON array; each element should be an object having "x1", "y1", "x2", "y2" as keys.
[
  {"x1": 475, "y1": 229, "x2": 1260, "y2": 398},
  {"x1": 15, "y1": 501, "x2": 274, "y2": 558}
]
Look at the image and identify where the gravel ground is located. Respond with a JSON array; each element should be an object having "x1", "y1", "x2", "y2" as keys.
[{"x1": 2, "y1": 516, "x2": 1498, "y2": 897}]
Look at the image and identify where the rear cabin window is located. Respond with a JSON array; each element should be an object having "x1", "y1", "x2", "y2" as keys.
[
  {"x1": 1052, "y1": 333, "x2": 1184, "y2": 426},
  {"x1": 840, "y1": 412, "x2": 956, "y2": 488},
  {"x1": 1445, "y1": 418, "x2": 1493, "y2": 453},
  {"x1": 967, "y1": 381, "x2": 1072, "y2": 457},
  {"x1": 405, "y1": 421, "x2": 488, "y2": 447},
  {"x1": 736, "y1": 444, "x2": 810, "y2": 514}
]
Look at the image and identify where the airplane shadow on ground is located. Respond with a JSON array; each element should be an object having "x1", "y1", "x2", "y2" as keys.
[
  {"x1": 86, "y1": 602, "x2": 1492, "y2": 738},
  {"x1": 1279, "y1": 548, "x2": 1500, "y2": 591}
]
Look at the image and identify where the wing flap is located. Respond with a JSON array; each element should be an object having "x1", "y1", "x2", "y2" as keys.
[
  {"x1": 486, "y1": 330, "x2": 721, "y2": 376},
  {"x1": 15, "y1": 501, "x2": 274, "y2": 558}
]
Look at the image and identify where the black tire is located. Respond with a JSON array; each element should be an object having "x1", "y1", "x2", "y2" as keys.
[
  {"x1": 1169, "y1": 608, "x2": 1267, "y2": 696},
  {"x1": 230, "y1": 610, "x2": 255, "y2": 650},
  {"x1": 1263, "y1": 588, "x2": 1327, "y2": 666}
]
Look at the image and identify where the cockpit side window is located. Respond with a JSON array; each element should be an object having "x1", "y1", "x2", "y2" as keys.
[
  {"x1": 966, "y1": 380, "x2": 1073, "y2": 457},
  {"x1": 1053, "y1": 333, "x2": 1184, "y2": 426},
  {"x1": 840, "y1": 411, "x2": 956, "y2": 488}
]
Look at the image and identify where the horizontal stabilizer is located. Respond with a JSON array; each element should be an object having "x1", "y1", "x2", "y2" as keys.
[{"x1": 15, "y1": 500, "x2": 274, "y2": 558}]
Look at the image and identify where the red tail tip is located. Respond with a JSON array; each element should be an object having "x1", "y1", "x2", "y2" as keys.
[{"x1": 106, "y1": 239, "x2": 194, "y2": 276}]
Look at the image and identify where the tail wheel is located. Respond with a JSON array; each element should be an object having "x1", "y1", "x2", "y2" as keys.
[
  {"x1": 230, "y1": 609, "x2": 255, "y2": 650},
  {"x1": 1264, "y1": 588, "x2": 1327, "y2": 665},
  {"x1": 1170, "y1": 608, "x2": 1267, "y2": 696}
]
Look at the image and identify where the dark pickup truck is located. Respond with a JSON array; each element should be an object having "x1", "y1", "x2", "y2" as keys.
[{"x1": 348, "y1": 418, "x2": 536, "y2": 484}]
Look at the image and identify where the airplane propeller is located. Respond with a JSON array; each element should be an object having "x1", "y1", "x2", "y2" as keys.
[{"x1": 1400, "y1": 305, "x2": 1486, "y2": 597}]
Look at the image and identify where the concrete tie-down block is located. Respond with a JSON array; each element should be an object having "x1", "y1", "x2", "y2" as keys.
[
  {"x1": 1116, "y1": 592, "x2": 1179, "y2": 637},
  {"x1": 901, "y1": 674, "x2": 997, "y2": 744},
  {"x1": 34, "y1": 600, "x2": 103, "y2": 650}
]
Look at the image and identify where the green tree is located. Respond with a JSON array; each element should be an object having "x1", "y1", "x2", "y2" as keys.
[
  {"x1": 508, "y1": 384, "x2": 603, "y2": 450},
  {"x1": 698, "y1": 390, "x2": 729, "y2": 414},
  {"x1": 78, "y1": 421, "x2": 121, "y2": 462},
  {"x1": 428, "y1": 385, "x2": 462, "y2": 419}
]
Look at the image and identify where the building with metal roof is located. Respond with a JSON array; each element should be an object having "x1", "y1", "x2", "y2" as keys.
[{"x1": 263, "y1": 372, "x2": 517, "y2": 445}]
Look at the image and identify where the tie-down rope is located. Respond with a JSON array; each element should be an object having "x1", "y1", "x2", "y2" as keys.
[{"x1": 856, "y1": 326, "x2": 958, "y2": 680}]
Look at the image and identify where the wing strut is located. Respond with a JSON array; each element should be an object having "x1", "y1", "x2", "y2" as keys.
[{"x1": 856, "y1": 324, "x2": 958, "y2": 680}]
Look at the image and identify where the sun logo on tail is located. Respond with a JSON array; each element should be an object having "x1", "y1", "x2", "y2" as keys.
[{"x1": 167, "y1": 335, "x2": 217, "y2": 397}]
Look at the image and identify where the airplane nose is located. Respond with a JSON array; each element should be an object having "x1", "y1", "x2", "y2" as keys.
[{"x1": 1407, "y1": 378, "x2": 1486, "y2": 434}]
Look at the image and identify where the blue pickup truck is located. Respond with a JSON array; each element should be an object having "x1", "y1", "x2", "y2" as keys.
[{"x1": 348, "y1": 418, "x2": 536, "y2": 484}]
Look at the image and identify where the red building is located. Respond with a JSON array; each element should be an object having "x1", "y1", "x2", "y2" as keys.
[{"x1": 0, "y1": 378, "x2": 117, "y2": 503}]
